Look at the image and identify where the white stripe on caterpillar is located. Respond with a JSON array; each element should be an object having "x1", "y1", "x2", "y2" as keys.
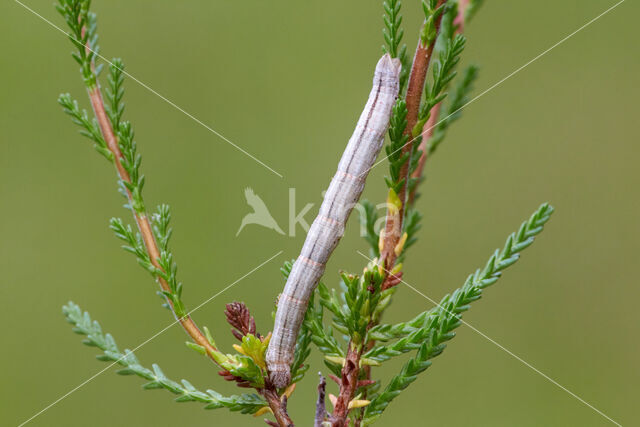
[{"x1": 266, "y1": 54, "x2": 401, "y2": 388}]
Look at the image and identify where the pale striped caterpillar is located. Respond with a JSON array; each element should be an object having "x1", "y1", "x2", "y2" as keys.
[{"x1": 266, "y1": 54, "x2": 401, "y2": 388}]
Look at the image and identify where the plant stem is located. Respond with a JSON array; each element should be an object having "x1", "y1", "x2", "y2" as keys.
[
  {"x1": 331, "y1": 6, "x2": 448, "y2": 423},
  {"x1": 407, "y1": 101, "x2": 441, "y2": 205},
  {"x1": 262, "y1": 386, "x2": 294, "y2": 427},
  {"x1": 77, "y1": 19, "x2": 226, "y2": 365},
  {"x1": 85, "y1": 84, "x2": 218, "y2": 358},
  {"x1": 89, "y1": 55, "x2": 296, "y2": 427},
  {"x1": 348, "y1": 4, "x2": 455, "y2": 423},
  {"x1": 330, "y1": 345, "x2": 363, "y2": 427},
  {"x1": 79, "y1": 21, "x2": 294, "y2": 427},
  {"x1": 409, "y1": 0, "x2": 469, "y2": 206},
  {"x1": 380, "y1": 0, "x2": 446, "y2": 282}
]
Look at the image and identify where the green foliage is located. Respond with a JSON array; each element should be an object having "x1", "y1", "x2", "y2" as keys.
[
  {"x1": 290, "y1": 315, "x2": 312, "y2": 383},
  {"x1": 109, "y1": 217, "x2": 152, "y2": 272},
  {"x1": 62, "y1": 302, "x2": 267, "y2": 414},
  {"x1": 382, "y1": 0, "x2": 404, "y2": 58},
  {"x1": 54, "y1": 1, "x2": 550, "y2": 425},
  {"x1": 382, "y1": 0, "x2": 409, "y2": 90},
  {"x1": 58, "y1": 93, "x2": 112, "y2": 161},
  {"x1": 364, "y1": 325, "x2": 430, "y2": 363},
  {"x1": 317, "y1": 267, "x2": 392, "y2": 347},
  {"x1": 56, "y1": 0, "x2": 100, "y2": 88},
  {"x1": 436, "y1": 0, "x2": 458, "y2": 48},
  {"x1": 58, "y1": 0, "x2": 182, "y2": 317},
  {"x1": 427, "y1": 64, "x2": 479, "y2": 155},
  {"x1": 384, "y1": 100, "x2": 413, "y2": 194},
  {"x1": 306, "y1": 293, "x2": 345, "y2": 358},
  {"x1": 225, "y1": 336, "x2": 268, "y2": 389},
  {"x1": 421, "y1": 0, "x2": 447, "y2": 45},
  {"x1": 106, "y1": 59, "x2": 125, "y2": 133},
  {"x1": 359, "y1": 200, "x2": 381, "y2": 257},
  {"x1": 117, "y1": 122, "x2": 146, "y2": 212},
  {"x1": 109, "y1": 205, "x2": 186, "y2": 316},
  {"x1": 367, "y1": 308, "x2": 432, "y2": 342},
  {"x1": 303, "y1": 282, "x2": 346, "y2": 377},
  {"x1": 418, "y1": 33, "x2": 466, "y2": 128},
  {"x1": 399, "y1": 208, "x2": 421, "y2": 262},
  {"x1": 361, "y1": 203, "x2": 554, "y2": 424}
]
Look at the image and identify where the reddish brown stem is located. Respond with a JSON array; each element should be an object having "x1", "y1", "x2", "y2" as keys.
[
  {"x1": 409, "y1": 0, "x2": 469, "y2": 207},
  {"x1": 78, "y1": 19, "x2": 228, "y2": 367},
  {"x1": 350, "y1": 5, "x2": 454, "y2": 425},
  {"x1": 86, "y1": 84, "x2": 218, "y2": 360},
  {"x1": 331, "y1": 345, "x2": 363, "y2": 427},
  {"x1": 407, "y1": 101, "x2": 441, "y2": 205},
  {"x1": 79, "y1": 21, "x2": 298, "y2": 426},
  {"x1": 380, "y1": 0, "x2": 446, "y2": 280},
  {"x1": 262, "y1": 386, "x2": 294, "y2": 427},
  {"x1": 88, "y1": 81, "x2": 295, "y2": 426}
]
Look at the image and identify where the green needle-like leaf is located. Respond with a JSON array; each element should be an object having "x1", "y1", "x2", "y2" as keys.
[
  {"x1": 362, "y1": 203, "x2": 554, "y2": 424},
  {"x1": 63, "y1": 302, "x2": 267, "y2": 414}
]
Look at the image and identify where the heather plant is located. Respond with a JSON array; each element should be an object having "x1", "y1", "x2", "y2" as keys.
[{"x1": 57, "y1": 0, "x2": 552, "y2": 425}]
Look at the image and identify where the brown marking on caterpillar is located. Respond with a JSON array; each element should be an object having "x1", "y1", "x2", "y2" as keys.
[
  {"x1": 299, "y1": 256, "x2": 324, "y2": 268},
  {"x1": 266, "y1": 54, "x2": 401, "y2": 388},
  {"x1": 318, "y1": 215, "x2": 341, "y2": 226},
  {"x1": 336, "y1": 170, "x2": 366, "y2": 182},
  {"x1": 279, "y1": 293, "x2": 306, "y2": 305}
]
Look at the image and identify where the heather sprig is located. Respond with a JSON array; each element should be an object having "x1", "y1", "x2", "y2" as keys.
[
  {"x1": 54, "y1": 1, "x2": 554, "y2": 426},
  {"x1": 382, "y1": 0, "x2": 405, "y2": 58},
  {"x1": 58, "y1": 93, "x2": 112, "y2": 161},
  {"x1": 106, "y1": 58, "x2": 125, "y2": 130},
  {"x1": 421, "y1": 0, "x2": 448, "y2": 45},
  {"x1": 418, "y1": 33, "x2": 467, "y2": 130},
  {"x1": 361, "y1": 203, "x2": 554, "y2": 424},
  {"x1": 382, "y1": 0, "x2": 409, "y2": 90},
  {"x1": 109, "y1": 205, "x2": 185, "y2": 316},
  {"x1": 427, "y1": 64, "x2": 479, "y2": 155},
  {"x1": 63, "y1": 302, "x2": 268, "y2": 414},
  {"x1": 55, "y1": 0, "x2": 100, "y2": 87},
  {"x1": 57, "y1": 1, "x2": 293, "y2": 423},
  {"x1": 384, "y1": 100, "x2": 411, "y2": 194},
  {"x1": 359, "y1": 200, "x2": 382, "y2": 257}
]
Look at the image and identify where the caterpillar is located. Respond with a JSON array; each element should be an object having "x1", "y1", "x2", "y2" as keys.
[{"x1": 266, "y1": 54, "x2": 401, "y2": 388}]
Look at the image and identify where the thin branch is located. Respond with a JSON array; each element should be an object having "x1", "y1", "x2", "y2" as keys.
[
  {"x1": 72, "y1": 12, "x2": 296, "y2": 425},
  {"x1": 330, "y1": 345, "x2": 363, "y2": 427},
  {"x1": 329, "y1": 5, "x2": 448, "y2": 424},
  {"x1": 89, "y1": 82, "x2": 294, "y2": 425},
  {"x1": 407, "y1": 92, "x2": 442, "y2": 206},
  {"x1": 380, "y1": 0, "x2": 446, "y2": 275},
  {"x1": 83, "y1": 61, "x2": 218, "y2": 365},
  {"x1": 347, "y1": 4, "x2": 454, "y2": 424},
  {"x1": 409, "y1": 0, "x2": 469, "y2": 205},
  {"x1": 262, "y1": 387, "x2": 294, "y2": 427}
]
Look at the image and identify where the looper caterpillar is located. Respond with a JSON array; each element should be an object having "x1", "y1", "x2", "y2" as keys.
[{"x1": 266, "y1": 54, "x2": 401, "y2": 388}]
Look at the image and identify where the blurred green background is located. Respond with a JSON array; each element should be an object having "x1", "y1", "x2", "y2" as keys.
[{"x1": 1, "y1": 1, "x2": 638, "y2": 426}]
